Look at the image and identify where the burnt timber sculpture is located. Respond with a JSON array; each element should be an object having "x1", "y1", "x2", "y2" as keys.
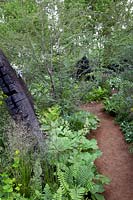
[{"x1": 0, "y1": 49, "x2": 44, "y2": 147}]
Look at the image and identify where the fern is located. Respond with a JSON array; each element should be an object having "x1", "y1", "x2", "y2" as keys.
[
  {"x1": 53, "y1": 187, "x2": 63, "y2": 200},
  {"x1": 69, "y1": 187, "x2": 85, "y2": 200},
  {"x1": 33, "y1": 108, "x2": 110, "y2": 200},
  {"x1": 57, "y1": 166, "x2": 69, "y2": 195},
  {"x1": 71, "y1": 165, "x2": 95, "y2": 186},
  {"x1": 43, "y1": 184, "x2": 53, "y2": 200}
]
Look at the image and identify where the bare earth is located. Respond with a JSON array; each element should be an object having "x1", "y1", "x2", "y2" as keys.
[{"x1": 81, "y1": 102, "x2": 133, "y2": 200}]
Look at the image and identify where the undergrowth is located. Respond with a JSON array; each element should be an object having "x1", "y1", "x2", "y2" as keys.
[
  {"x1": 82, "y1": 86, "x2": 110, "y2": 103},
  {"x1": 0, "y1": 105, "x2": 110, "y2": 200},
  {"x1": 104, "y1": 75, "x2": 133, "y2": 144}
]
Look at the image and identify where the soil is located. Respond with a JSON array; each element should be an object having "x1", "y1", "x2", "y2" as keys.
[{"x1": 80, "y1": 102, "x2": 133, "y2": 200}]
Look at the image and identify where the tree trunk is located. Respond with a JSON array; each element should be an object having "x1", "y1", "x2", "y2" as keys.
[{"x1": 0, "y1": 49, "x2": 44, "y2": 148}]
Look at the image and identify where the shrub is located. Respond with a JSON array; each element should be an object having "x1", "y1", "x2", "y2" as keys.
[
  {"x1": 120, "y1": 121, "x2": 133, "y2": 143},
  {"x1": 104, "y1": 76, "x2": 133, "y2": 144},
  {"x1": 83, "y1": 86, "x2": 110, "y2": 103},
  {"x1": 41, "y1": 118, "x2": 110, "y2": 200},
  {"x1": 66, "y1": 110, "x2": 99, "y2": 131},
  {"x1": 106, "y1": 77, "x2": 122, "y2": 90},
  {"x1": 0, "y1": 107, "x2": 110, "y2": 200},
  {"x1": 104, "y1": 90, "x2": 133, "y2": 122},
  {"x1": 104, "y1": 93, "x2": 125, "y2": 116},
  {"x1": 0, "y1": 150, "x2": 32, "y2": 199}
]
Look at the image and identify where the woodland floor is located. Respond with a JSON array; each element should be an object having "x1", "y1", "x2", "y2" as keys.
[{"x1": 81, "y1": 102, "x2": 133, "y2": 200}]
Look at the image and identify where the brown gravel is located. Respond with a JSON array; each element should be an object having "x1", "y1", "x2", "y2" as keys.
[{"x1": 81, "y1": 102, "x2": 133, "y2": 200}]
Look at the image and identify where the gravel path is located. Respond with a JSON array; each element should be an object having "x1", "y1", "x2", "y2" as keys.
[{"x1": 81, "y1": 102, "x2": 133, "y2": 200}]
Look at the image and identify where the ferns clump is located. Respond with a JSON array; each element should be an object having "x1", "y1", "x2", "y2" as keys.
[
  {"x1": 39, "y1": 108, "x2": 110, "y2": 200},
  {"x1": 0, "y1": 106, "x2": 110, "y2": 200}
]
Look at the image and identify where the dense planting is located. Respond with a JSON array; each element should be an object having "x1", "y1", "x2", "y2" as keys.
[
  {"x1": 0, "y1": 0, "x2": 133, "y2": 199},
  {"x1": 104, "y1": 74, "x2": 133, "y2": 143},
  {"x1": 0, "y1": 106, "x2": 110, "y2": 200}
]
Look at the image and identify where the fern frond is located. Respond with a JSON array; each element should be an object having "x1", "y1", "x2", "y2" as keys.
[
  {"x1": 70, "y1": 164, "x2": 95, "y2": 186},
  {"x1": 57, "y1": 166, "x2": 69, "y2": 195},
  {"x1": 43, "y1": 184, "x2": 53, "y2": 200},
  {"x1": 69, "y1": 187, "x2": 85, "y2": 200},
  {"x1": 53, "y1": 186, "x2": 63, "y2": 200}
]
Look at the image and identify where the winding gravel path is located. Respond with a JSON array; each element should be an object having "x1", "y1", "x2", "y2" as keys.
[{"x1": 81, "y1": 102, "x2": 133, "y2": 200}]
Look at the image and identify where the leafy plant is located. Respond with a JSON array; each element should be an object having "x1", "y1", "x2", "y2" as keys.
[
  {"x1": 0, "y1": 105, "x2": 110, "y2": 200},
  {"x1": 0, "y1": 150, "x2": 21, "y2": 199},
  {"x1": 104, "y1": 94, "x2": 123, "y2": 115},
  {"x1": 83, "y1": 86, "x2": 109, "y2": 103},
  {"x1": 104, "y1": 91, "x2": 132, "y2": 121},
  {"x1": 120, "y1": 121, "x2": 133, "y2": 143},
  {"x1": 66, "y1": 110, "x2": 99, "y2": 131},
  {"x1": 107, "y1": 77, "x2": 122, "y2": 90},
  {"x1": 38, "y1": 105, "x2": 61, "y2": 125},
  {"x1": 0, "y1": 91, "x2": 10, "y2": 172},
  {"x1": 104, "y1": 77, "x2": 133, "y2": 144},
  {"x1": 0, "y1": 150, "x2": 33, "y2": 199},
  {"x1": 42, "y1": 117, "x2": 110, "y2": 200}
]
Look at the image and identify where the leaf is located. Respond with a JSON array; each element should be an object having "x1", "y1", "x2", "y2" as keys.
[
  {"x1": 95, "y1": 175, "x2": 110, "y2": 184},
  {"x1": 57, "y1": 167, "x2": 69, "y2": 194},
  {"x1": 53, "y1": 187, "x2": 63, "y2": 200},
  {"x1": 69, "y1": 187, "x2": 85, "y2": 200},
  {"x1": 93, "y1": 193, "x2": 105, "y2": 200},
  {"x1": 43, "y1": 184, "x2": 53, "y2": 200},
  {"x1": 3, "y1": 184, "x2": 13, "y2": 193}
]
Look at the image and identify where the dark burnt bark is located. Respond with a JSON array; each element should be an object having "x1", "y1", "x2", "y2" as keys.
[{"x1": 0, "y1": 49, "x2": 44, "y2": 147}]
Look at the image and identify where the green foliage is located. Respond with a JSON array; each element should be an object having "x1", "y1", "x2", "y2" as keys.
[
  {"x1": 0, "y1": 171, "x2": 28, "y2": 199},
  {"x1": 2, "y1": 0, "x2": 133, "y2": 198},
  {"x1": 0, "y1": 173, "x2": 15, "y2": 195},
  {"x1": 38, "y1": 104, "x2": 99, "y2": 133},
  {"x1": 30, "y1": 158, "x2": 42, "y2": 193},
  {"x1": 0, "y1": 150, "x2": 33, "y2": 199},
  {"x1": 1, "y1": 0, "x2": 132, "y2": 111},
  {"x1": 0, "y1": 91, "x2": 10, "y2": 171},
  {"x1": 104, "y1": 75, "x2": 133, "y2": 144},
  {"x1": 120, "y1": 121, "x2": 133, "y2": 143},
  {"x1": 66, "y1": 110, "x2": 99, "y2": 131},
  {"x1": 38, "y1": 105, "x2": 61, "y2": 127},
  {"x1": 107, "y1": 77, "x2": 122, "y2": 90},
  {"x1": 13, "y1": 153, "x2": 32, "y2": 197},
  {"x1": 104, "y1": 94, "x2": 123, "y2": 115},
  {"x1": 30, "y1": 81, "x2": 54, "y2": 109},
  {"x1": 0, "y1": 110, "x2": 109, "y2": 199},
  {"x1": 41, "y1": 116, "x2": 110, "y2": 200},
  {"x1": 104, "y1": 91, "x2": 133, "y2": 121},
  {"x1": 83, "y1": 86, "x2": 110, "y2": 102},
  {"x1": 31, "y1": 76, "x2": 95, "y2": 116},
  {"x1": 104, "y1": 78, "x2": 133, "y2": 120}
]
